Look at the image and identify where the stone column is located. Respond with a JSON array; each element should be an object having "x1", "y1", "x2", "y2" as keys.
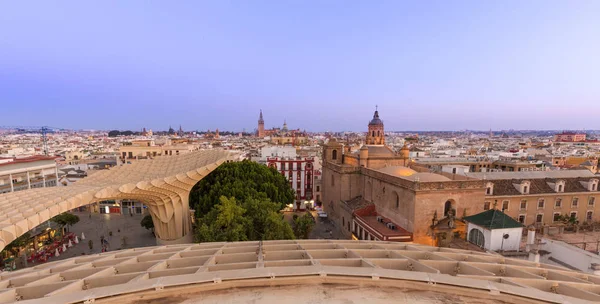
[
  {"x1": 42, "y1": 173, "x2": 46, "y2": 188},
  {"x1": 9, "y1": 173, "x2": 14, "y2": 192},
  {"x1": 526, "y1": 226, "x2": 536, "y2": 252},
  {"x1": 528, "y1": 249, "x2": 540, "y2": 263},
  {"x1": 26, "y1": 171, "x2": 31, "y2": 189}
]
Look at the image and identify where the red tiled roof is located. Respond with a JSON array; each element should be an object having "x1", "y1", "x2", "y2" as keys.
[{"x1": 354, "y1": 205, "x2": 412, "y2": 241}]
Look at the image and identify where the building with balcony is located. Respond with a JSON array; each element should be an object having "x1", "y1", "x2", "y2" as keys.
[
  {"x1": 0, "y1": 155, "x2": 59, "y2": 194},
  {"x1": 266, "y1": 156, "x2": 315, "y2": 210}
]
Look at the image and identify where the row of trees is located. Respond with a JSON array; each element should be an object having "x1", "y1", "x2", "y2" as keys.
[{"x1": 108, "y1": 130, "x2": 141, "y2": 137}]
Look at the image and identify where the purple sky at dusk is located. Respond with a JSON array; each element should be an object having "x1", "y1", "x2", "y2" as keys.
[{"x1": 1, "y1": 1, "x2": 599, "y2": 132}]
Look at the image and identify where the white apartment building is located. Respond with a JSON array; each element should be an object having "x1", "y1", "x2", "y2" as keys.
[{"x1": 0, "y1": 156, "x2": 60, "y2": 194}]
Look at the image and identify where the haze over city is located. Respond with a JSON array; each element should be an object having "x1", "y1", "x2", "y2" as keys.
[{"x1": 1, "y1": 1, "x2": 599, "y2": 131}]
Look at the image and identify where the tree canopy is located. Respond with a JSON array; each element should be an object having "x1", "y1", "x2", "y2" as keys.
[
  {"x1": 50, "y1": 213, "x2": 80, "y2": 232},
  {"x1": 293, "y1": 213, "x2": 315, "y2": 239},
  {"x1": 190, "y1": 161, "x2": 298, "y2": 242},
  {"x1": 194, "y1": 196, "x2": 294, "y2": 242},
  {"x1": 140, "y1": 215, "x2": 154, "y2": 232},
  {"x1": 108, "y1": 130, "x2": 140, "y2": 137},
  {"x1": 189, "y1": 160, "x2": 295, "y2": 216}
]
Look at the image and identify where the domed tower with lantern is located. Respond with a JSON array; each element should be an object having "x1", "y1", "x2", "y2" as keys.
[{"x1": 366, "y1": 106, "x2": 385, "y2": 145}]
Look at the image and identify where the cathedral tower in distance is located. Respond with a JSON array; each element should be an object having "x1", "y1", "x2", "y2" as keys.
[{"x1": 257, "y1": 110, "x2": 265, "y2": 137}]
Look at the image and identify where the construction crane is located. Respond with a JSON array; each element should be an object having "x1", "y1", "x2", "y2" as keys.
[{"x1": 0, "y1": 126, "x2": 64, "y2": 156}]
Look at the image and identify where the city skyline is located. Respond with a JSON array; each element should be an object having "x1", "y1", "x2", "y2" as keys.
[{"x1": 1, "y1": 1, "x2": 599, "y2": 131}]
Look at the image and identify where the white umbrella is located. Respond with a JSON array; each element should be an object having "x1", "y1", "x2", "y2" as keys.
[
  {"x1": 62, "y1": 243, "x2": 67, "y2": 252},
  {"x1": 81, "y1": 232, "x2": 85, "y2": 240},
  {"x1": 55, "y1": 248, "x2": 60, "y2": 257},
  {"x1": 74, "y1": 236, "x2": 79, "y2": 244},
  {"x1": 68, "y1": 240, "x2": 73, "y2": 248}
]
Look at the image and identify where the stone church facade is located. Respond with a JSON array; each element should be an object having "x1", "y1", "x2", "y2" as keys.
[{"x1": 321, "y1": 109, "x2": 487, "y2": 244}]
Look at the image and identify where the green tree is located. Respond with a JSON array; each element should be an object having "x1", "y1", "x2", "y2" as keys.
[
  {"x1": 294, "y1": 213, "x2": 315, "y2": 239},
  {"x1": 50, "y1": 213, "x2": 80, "y2": 232},
  {"x1": 194, "y1": 196, "x2": 250, "y2": 242},
  {"x1": 264, "y1": 212, "x2": 295, "y2": 240},
  {"x1": 140, "y1": 215, "x2": 154, "y2": 233},
  {"x1": 194, "y1": 196, "x2": 294, "y2": 242},
  {"x1": 189, "y1": 160, "x2": 295, "y2": 216}
]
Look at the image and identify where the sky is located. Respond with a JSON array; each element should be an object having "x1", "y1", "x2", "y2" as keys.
[{"x1": 1, "y1": 1, "x2": 599, "y2": 132}]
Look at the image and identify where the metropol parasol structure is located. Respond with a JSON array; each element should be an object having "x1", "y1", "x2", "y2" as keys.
[{"x1": 0, "y1": 149, "x2": 238, "y2": 251}]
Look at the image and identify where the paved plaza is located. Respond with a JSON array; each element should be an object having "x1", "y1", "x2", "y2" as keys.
[{"x1": 25, "y1": 211, "x2": 157, "y2": 267}]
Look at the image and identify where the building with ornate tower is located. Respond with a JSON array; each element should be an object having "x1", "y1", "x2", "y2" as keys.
[
  {"x1": 255, "y1": 110, "x2": 308, "y2": 145},
  {"x1": 366, "y1": 107, "x2": 385, "y2": 145},
  {"x1": 257, "y1": 110, "x2": 265, "y2": 137},
  {"x1": 321, "y1": 108, "x2": 487, "y2": 245}
]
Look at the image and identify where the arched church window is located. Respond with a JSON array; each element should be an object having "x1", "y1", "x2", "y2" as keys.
[
  {"x1": 377, "y1": 130, "x2": 380, "y2": 137},
  {"x1": 444, "y1": 200, "x2": 455, "y2": 217},
  {"x1": 372, "y1": 131, "x2": 375, "y2": 137},
  {"x1": 332, "y1": 150, "x2": 337, "y2": 160}
]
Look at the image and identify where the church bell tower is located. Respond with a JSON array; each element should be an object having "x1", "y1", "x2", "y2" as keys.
[
  {"x1": 366, "y1": 106, "x2": 385, "y2": 145},
  {"x1": 257, "y1": 110, "x2": 265, "y2": 137}
]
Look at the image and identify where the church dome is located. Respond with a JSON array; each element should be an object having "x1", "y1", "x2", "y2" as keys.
[{"x1": 368, "y1": 110, "x2": 383, "y2": 126}]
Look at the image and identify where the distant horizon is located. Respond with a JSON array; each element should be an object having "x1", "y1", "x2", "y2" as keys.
[
  {"x1": 2, "y1": 126, "x2": 599, "y2": 135},
  {"x1": 1, "y1": 1, "x2": 599, "y2": 131}
]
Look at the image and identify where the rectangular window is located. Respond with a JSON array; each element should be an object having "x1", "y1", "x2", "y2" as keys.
[
  {"x1": 518, "y1": 215, "x2": 526, "y2": 224},
  {"x1": 587, "y1": 211, "x2": 593, "y2": 221},
  {"x1": 558, "y1": 184, "x2": 563, "y2": 192},
  {"x1": 572, "y1": 198, "x2": 578, "y2": 208},
  {"x1": 570, "y1": 212, "x2": 577, "y2": 219},
  {"x1": 523, "y1": 186, "x2": 528, "y2": 194},
  {"x1": 538, "y1": 199, "x2": 545, "y2": 209},
  {"x1": 520, "y1": 200, "x2": 527, "y2": 211},
  {"x1": 484, "y1": 201, "x2": 490, "y2": 210},
  {"x1": 502, "y1": 200, "x2": 509, "y2": 211},
  {"x1": 486, "y1": 187, "x2": 491, "y2": 195},
  {"x1": 589, "y1": 197, "x2": 596, "y2": 206},
  {"x1": 553, "y1": 213, "x2": 561, "y2": 222},
  {"x1": 555, "y1": 198, "x2": 562, "y2": 208},
  {"x1": 536, "y1": 214, "x2": 543, "y2": 223}
]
